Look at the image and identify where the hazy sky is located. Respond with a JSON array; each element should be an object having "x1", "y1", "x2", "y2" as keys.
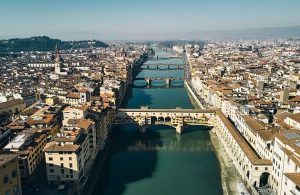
[{"x1": 0, "y1": 0, "x2": 300, "y2": 40}]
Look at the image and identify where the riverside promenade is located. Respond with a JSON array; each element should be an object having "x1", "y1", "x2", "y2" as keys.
[{"x1": 185, "y1": 56, "x2": 240, "y2": 195}]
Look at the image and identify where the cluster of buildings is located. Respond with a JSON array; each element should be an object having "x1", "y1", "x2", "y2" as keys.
[
  {"x1": 184, "y1": 39, "x2": 300, "y2": 195},
  {"x1": 0, "y1": 42, "x2": 149, "y2": 194}
]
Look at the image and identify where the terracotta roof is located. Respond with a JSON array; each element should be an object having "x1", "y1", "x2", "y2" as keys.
[
  {"x1": 216, "y1": 111, "x2": 272, "y2": 166},
  {"x1": 63, "y1": 105, "x2": 88, "y2": 112},
  {"x1": 241, "y1": 115, "x2": 264, "y2": 132},
  {"x1": 26, "y1": 114, "x2": 55, "y2": 125},
  {"x1": 282, "y1": 148, "x2": 300, "y2": 168},
  {"x1": 256, "y1": 129, "x2": 276, "y2": 141},
  {"x1": 290, "y1": 96, "x2": 300, "y2": 102},
  {"x1": 67, "y1": 119, "x2": 80, "y2": 125},
  {"x1": 274, "y1": 112, "x2": 292, "y2": 122},
  {"x1": 77, "y1": 119, "x2": 93, "y2": 130},
  {"x1": 284, "y1": 173, "x2": 300, "y2": 186},
  {"x1": 66, "y1": 92, "x2": 80, "y2": 99},
  {"x1": 276, "y1": 129, "x2": 300, "y2": 155},
  {"x1": 55, "y1": 137, "x2": 76, "y2": 142},
  {"x1": 79, "y1": 88, "x2": 89, "y2": 93},
  {"x1": 287, "y1": 113, "x2": 300, "y2": 124},
  {"x1": 43, "y1": 142, "x2": 80, "y2": 152}
]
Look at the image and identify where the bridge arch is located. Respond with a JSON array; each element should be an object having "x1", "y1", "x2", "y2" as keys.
[
  {"x1": 165, "y1": 116, "x2": 171, "y2": 122},
  {"x1": 151, "y1": 116, "x2": 158, "y2": 123},
  {"x1": 158, "y1": 116, "x2": 165, "y2": 121},
  {"x1": 133, "y1": 79, "x2": 148, "y2": 88},
  {"x1": 259, "y1": 172, "x2": 270, "y2": 187}
]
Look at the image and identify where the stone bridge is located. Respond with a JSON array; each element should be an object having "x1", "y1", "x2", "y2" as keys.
[
  {"x1": 141, "y1": 64, "x2": 184, "y2": 70},
  {"x1": 134, "y1": 76, "x2": 184, "y2": 87},
  {"x1": 115, "y1": 108, "x2": 215, "y2": 134}
]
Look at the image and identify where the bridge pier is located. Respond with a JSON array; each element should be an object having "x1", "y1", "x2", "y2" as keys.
[
  {"x1": 166, "y1": 78, "x2": 171, "y2": 87},
  {"x1": 139, "y1": 125, "x2": 147, "y2": 133},
  {"x1": 145, "y1": 78, "x2": 151, "y2": 87},
  {"x1": 176, "y1": 124, "x2": 183, "y2": 134}
]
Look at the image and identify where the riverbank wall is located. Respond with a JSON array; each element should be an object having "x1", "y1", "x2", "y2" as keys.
[
  {"x1": 210, "y1": 129, "x2": 241, "y2": 195},
  {"x1": 184, "y1": 79, "x2": 240, "y2": 194},
  {"x1": 184, "y1": 80, "x2": 204, "y2": 109}
]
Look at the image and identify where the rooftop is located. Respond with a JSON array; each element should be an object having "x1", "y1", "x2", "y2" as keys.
[{"x1": 0, "y1": 153, "x2": 18, "y2": 167}]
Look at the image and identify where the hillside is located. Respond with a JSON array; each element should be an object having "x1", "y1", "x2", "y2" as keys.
[{"x1": 0, "y1": 36, "x2": 109, "y2": 52}]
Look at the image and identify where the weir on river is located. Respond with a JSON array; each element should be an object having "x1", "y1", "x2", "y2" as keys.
[{"x1": 91, "y1": 46, "x2": 223, "y2": 195}]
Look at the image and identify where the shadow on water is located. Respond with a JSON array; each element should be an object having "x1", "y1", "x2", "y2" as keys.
[
  {"x1": 92, "y1": 87, "x2": 159, "y2": 195},
  {"x1": 121, "y1": 85, "x2": 153, "y2": 108},
  {"x1": 90, "y1": 125, "x2": 215, "y2": 195},
  {"x1": 183, "y1": 125, "x2": 213, "y2": 133},
  {"x1": 91, "y1": 124, "x2": 161, "y2": 195}
]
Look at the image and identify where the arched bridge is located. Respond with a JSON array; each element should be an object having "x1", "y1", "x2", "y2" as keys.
[
  {"x1": 115, "y1": 108, "x2": 215, "y2": 134},
  {"x1": 134, "y1": 76, "x2": 184, "y2": 88},
  {"x1": 141, "y1": 64, "x2": 184, "y2": 70}
]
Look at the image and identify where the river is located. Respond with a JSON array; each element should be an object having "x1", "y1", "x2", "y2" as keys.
[{"x1": 91, "y1": 47, "x2": 223, "y2": 195}]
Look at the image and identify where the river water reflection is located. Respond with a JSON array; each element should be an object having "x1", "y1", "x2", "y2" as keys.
[{"x1": 92, "y1": 47, "x2": 223, "y2": 195}]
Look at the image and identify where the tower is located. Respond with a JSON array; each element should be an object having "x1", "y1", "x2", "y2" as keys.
[{"x1": 54, "y1": 45, "x2": 64, "y2": 74}]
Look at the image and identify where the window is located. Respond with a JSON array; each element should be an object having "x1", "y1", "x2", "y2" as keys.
[
  {"x1": 69, "y1": 157, "x2": 72, "y2": 161},
  {"x1": 49, "y1": 169, "x2": 54, "y2": 173},
  {"x1": 69, "y1": 163, "x2": 73, "y2": 168},
  {"x1": 49, "y1": 157, "x2": 53, "y2": 161},
  {"x1": 255, "y1": 167, "x2": 258, "y2": 170},
  {"x1": 3, "y1": 175, "x2": 9, "y2": 184},
  {"x1": 13, "y1": 185, "x2": 19, "y2": 193},
  {"x1": 61, "y1": 169, "x2": 64, "y2": 174},
  {"x1": 11, "y1": 170, "x2": 17, "y2": 178},
  {"x1": 60, "y1": 157, "x2": 63, "y2": 161}
]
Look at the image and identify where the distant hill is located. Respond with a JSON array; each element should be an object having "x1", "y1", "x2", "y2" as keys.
[
  {"x1": 191, "y1": 26, "x2": 300, "y2": 40},
  {"x1": 0, "y1": 36, "x2": 109, "y2": 52},
  {"x1": 46, "y1": 26, "x2": 300, "y2": 40},
  {"x1": 160, "y1": 26, "x2": 300, "y2": 40}
]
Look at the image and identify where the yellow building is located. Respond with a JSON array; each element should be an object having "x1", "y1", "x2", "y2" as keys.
[
  {"x1": 0, "y1": 153, "x2": 22, "y2": 195},
  {"x1": 43, "y1": 119, "x2": 95, "y2": 185},
  {"x1": 45, "y1": 96, "x2": 60, "y2": 105}
]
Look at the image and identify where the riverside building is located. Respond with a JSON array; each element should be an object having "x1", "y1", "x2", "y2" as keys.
[
  {"x1": 0, "y1": 153, "x2": 22, "y2": 195},
  {"x1": 186, "y1": 40, "x2": 300, "y2": 194}
]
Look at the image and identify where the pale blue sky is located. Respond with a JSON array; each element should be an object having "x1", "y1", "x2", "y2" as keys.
[{"x1": 0, "y1": 0, "x2": 299, "y2": 40}]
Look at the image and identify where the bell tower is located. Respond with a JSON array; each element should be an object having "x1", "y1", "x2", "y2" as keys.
[{"x1": 54, "y1": 44, "x2": 64, "y2": 74}]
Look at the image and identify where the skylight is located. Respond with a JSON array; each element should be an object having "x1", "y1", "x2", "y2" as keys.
[{"x1": 284, "y1": 132, "x2": 300, "y2": 140}]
